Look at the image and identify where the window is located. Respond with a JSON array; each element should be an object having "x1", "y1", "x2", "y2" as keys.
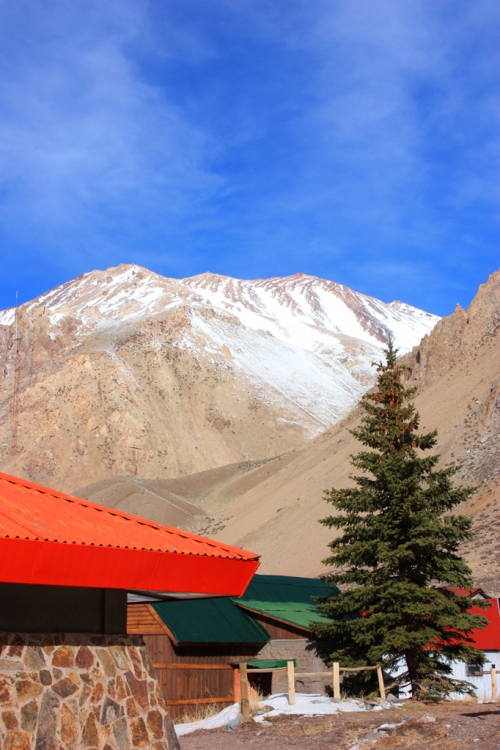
[{"x1": 466, "y1": 662, "x2": 482, "y2": 677}]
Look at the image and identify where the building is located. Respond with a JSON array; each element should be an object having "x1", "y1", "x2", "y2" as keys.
[
  {"x1": 0, "y1": 470, "x2": 260, "y2": 749},
  {"x1": 389, "y1": 589, "x2": 500, "y2": 700},
  {"x1": 127, "y1": 574, "x2": 339, "y2": 717},
  {"x1": 449, "y1": 593, "x2": 500, "y2": 700}
]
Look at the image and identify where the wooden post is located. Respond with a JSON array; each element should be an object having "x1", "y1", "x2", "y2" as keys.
[
  {"x1": 376, "y1": 664, "x2": 386, "y2": 701},
  {"x1": 233, "y1": 666, "x2": 241, "y2": 704},
  {"x1": 239, "y1": 662, "x2": 250, "y2": 721},
  {"x1": 287, "y1": 660, "x2": 296, "y2": 705},
  {"x1": 491, "y1": 665, "x2": 497, "y2": 700},
  {"x1": 333, "y1": 662, "x2": 340, "y2": 700}
]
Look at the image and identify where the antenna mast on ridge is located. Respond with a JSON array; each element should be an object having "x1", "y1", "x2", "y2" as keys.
[{"x1": 11, "y1": 292, "x2": 22, "y2": 474}]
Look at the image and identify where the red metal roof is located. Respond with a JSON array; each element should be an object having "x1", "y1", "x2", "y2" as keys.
[
  {"x1": 0, "y1": 471, "x2": 259, "y2": 595},
  {"x1": 447, "y1": 589, "x2": 500, "y2": 651},
  {"x1": 449, "y1": 588, "x2": 489, "y2": 598},
  {"x1": 467, "y1": 599, "x2": 500, "y2": 651}
]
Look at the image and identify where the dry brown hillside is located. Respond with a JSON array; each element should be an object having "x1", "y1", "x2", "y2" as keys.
[
  {"x1": 78, "y1": 271, "x2": 499, "y2": 592},
  {"x1": 0, "y1": 305, "x2": 315, "y2": 491},
  {"x1": 82, "y1": 271, "x2": 496, "y2": 587},
  {"x1": 210, "y1": 271, "x2": 499, "y2": 592},
  {"x1": 77, "y1": 455, "x2": 295, "y2": 533}
]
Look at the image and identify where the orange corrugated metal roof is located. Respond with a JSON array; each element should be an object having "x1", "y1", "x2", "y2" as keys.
[
  {"x1": 0, "y1": 471, "x2": 259, "y2": 595},
  {"x1": 0, "y1": 471, "x2": 253, "y2": 558}
]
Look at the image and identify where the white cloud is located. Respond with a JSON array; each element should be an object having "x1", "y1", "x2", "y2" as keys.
[
  {"x1": 0, "y1": 0, "x2": 219, "y2": 268},
  {"x1": 0, "y1": 0, "x2": 497, "y2": 313}
]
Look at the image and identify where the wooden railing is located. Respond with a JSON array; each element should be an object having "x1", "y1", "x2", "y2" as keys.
[
  {"x1": 238, "y1": 660, "x2": 386, "y2": 720},
  {"x1": 153, "y1": 659, "x2": 499, "y2": 717}
]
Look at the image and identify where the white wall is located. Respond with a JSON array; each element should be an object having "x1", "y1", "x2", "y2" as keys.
[
  {"x1": 388, "y1": 652, "x2": 500, "y2": 700},
  {"x1": 449, "y1": 651, "x2": 499, "y2": 700}
]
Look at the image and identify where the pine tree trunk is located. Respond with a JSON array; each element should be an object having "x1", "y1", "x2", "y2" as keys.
[{"x1": 405, "y1": 651, "x2": 420, "y2": 700}]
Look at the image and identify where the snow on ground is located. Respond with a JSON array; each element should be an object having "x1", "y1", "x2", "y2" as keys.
[
  {"x1": 175, "y1": 703, "x2": 241, "y2": 737},
  {"x1": 0, "y1": 308, "x2": 15, "y2": 326},
  {"x1": 254, "y1": 693, "x2": 364, "y2": 720},
  {"x1": 254, "y1": 693, "x2": 388, "y2": 720},
  {"x1": 174, "y1": 693, "x2": 401, "y2": 736},
  {"x1": 182, "y1": 272, "x2": 438, "y2": 355},
  {"x1": 4, "y1": 265, "x2": 438, "y2": 359}
]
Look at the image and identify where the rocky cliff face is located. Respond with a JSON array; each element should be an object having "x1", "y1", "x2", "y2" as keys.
[
  {"x1": 402, "y1": 270, "x2": 500, "y2": 593},
  {"x1": 0, "y1": 265, "x2": 437, "y2": 492},
  {"x1": 403, "y1": 269, "x2": 500, "y2": 390}
]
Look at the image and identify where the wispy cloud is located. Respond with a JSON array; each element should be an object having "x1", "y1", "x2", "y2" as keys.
[
  {"x1": 217, "y1": 0, "x2": 500, "y2": 310},
  {"x1": 0, "y1": 1, "x2": 218, "y2": 271},
  {"x1": 0, "y1": 0, "x2": 498, "y2": 314},
  {"x1": 275, "y1": 2, "x2": 498, "y2": 259}
]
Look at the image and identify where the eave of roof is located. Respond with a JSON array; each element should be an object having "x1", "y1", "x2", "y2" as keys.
[
  {"x1": 447, "y1": 588, "x2": 491, "y2": 599},
  {"x1": 235, "y1": 601, "x2": 332, "y2": 630},
  {"x1": 232, "y1": 574, "x2": 339, "y2": 631},
  {"x1": 0, "y1": 472, "x2": 259, "y2": 595},
  {"x1": 151, "y1": 598, "x2": 270, "y2": 645},
  {"x1": 240, "y1": 574, "x2": 340, "y2": 602}
]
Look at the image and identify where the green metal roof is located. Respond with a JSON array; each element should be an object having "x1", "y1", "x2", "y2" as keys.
[
  {"x1": 236, "y1": 659, "x2": 296, "y2": 668},
  {"x1": 151, "y1": 597, "x2": 270, "y2": 645},
  {"x1": 234, "y1": 575, "x2": 339, "y2": 631},
  {"x1": 150, "y1": 575, "x2": 339, "y2": 643}
]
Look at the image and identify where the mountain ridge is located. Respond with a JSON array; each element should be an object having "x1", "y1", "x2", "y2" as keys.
[{"x1": 0, "y1": 265, "x2": 438, "y2": 491}]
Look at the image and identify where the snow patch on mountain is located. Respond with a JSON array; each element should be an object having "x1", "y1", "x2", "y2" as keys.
[
  {"x1": 1, "y1": 264, "x2": 438, "y2": 355},
  {"x1": 0, "y1": 265, "x2": 439, "y2": 436}
]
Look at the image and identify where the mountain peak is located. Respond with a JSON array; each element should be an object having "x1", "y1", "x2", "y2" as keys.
[{"x1": 0, "y1": 266, "x2": 439, "y2": 492}]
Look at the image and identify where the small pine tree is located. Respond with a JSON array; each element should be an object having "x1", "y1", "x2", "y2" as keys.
[{"x1": 313, "y1": 341, "x2": 489, "y2": 700}]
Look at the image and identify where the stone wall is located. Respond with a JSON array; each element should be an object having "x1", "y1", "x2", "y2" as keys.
[
  {"x1": 0, "y1": 632, "x2": 180, "y2": 750},
  {"x1": 259, "y1": 638, "x2": 332, "y2": 694}
]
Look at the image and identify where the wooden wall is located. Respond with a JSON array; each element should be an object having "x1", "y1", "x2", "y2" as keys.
[
  {"x1": 128, "y1": 604, "x2": 263, "y2": 719},
  {"x1": 244, "y1": 610, "x2": 311, "y2": 640},
  {"x1": 144, "y1": 634, "x2": 262, "y2": 719},
  {"x1": 127, "y1": 602, "x2": 314, "y2": 720},
  {"x1": 127, "y1": 602, "x2": 165, "y2": 635}
]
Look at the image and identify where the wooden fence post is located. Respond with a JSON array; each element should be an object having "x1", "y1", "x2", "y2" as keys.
[
  {"x1": 239, "y1": 662, "x2": 250, "y2": 721},
  {"x1": 287, "y1": 661, "x2": 296, "y2": 705},
  {"x1": 233, "y1": 666, "x2": 241, "y2": 704},
  {"x1": 491, "y1": 665, "x2": 497, "y2": 700},
  {"x1": 376, "y1": 664, "x2": 386, "y2": 701},
  {"x1": 333, "y1": 662, "x2": 340, "y2": 700}
]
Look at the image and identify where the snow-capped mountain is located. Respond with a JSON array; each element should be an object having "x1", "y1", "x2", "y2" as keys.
[
  {"x1": 0, "y1": 265, "x2": 438, "y2": 491},
  {"x1": 1, "y1": 264, "x2": 436, "y2": 353}
]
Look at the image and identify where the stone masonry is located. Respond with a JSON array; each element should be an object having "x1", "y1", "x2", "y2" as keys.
[
  {"x1": 0, "y1": 632, "x2": 180, "y2": 750},
  {"x1": 259, "y1": 639, "x2": 332, "y2": 694}
]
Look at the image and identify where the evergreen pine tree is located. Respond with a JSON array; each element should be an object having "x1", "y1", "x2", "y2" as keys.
[{"x1": 313, "y1": 341, "x2": 489, "y2": 700}]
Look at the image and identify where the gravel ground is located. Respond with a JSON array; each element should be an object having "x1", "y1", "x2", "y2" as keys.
[{"x1": 179, "y1": 700, "x2": 500, "y2": 750}]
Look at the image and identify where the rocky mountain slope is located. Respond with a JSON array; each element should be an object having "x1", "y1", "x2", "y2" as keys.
[
  {"x1": 0, "y1": 265, "x2": 437, "y2": 491},
  {"x1": 80, "y1": 270, "x2": 499, "y2": 593}
]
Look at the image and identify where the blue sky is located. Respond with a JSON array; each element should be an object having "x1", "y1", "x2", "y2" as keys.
[{"x1": 0, "y1": 0, "x2": 498, "y2": 316}]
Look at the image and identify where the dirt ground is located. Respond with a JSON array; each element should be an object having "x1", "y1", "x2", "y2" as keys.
[{"x1": 179, "y1": 700, "x2": 500, "y2": 750}]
